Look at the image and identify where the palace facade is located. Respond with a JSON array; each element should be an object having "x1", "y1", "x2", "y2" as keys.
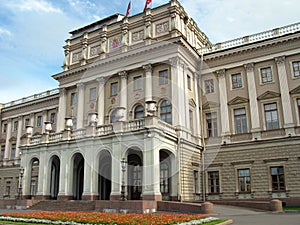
[{"x1": 0, "y1": 0, "x2": 299, "y2": 206}]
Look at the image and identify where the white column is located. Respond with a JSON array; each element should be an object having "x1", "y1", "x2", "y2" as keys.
[
  {"x1": 82, "y1": 152, "x2": 92, "y2": 199},
  {"x1": 216, "y1": 69, "x2": 230, "y2": 141},
  {"x1": 58, "y1": 151, "x2": 69, "y2": 198},
  {"x1": 76, "y1": 83, "x2": 85, "y2": 129},
  {"x1": 143, "y1": 64, "x2": 152, "y2": 102},
  {"x1": 4, "y1": 119, "x2": 12, "y2": 164},
  {"x1": 119, "y1": 71, "x2": 128, "y2": 121},
  {"x1": 36, "y1": 149, "x2": 46, "y2": 197},
  {"x1": 42, "y1": 110, "x2": 47, "y2": 133},
  {"x1": 97, "y1": 77, "x2": 105, "y2": 125},
  {"x1": 275, "y1": 56, "x2": 295, "y2": 135},
  {"x1": 183, "y1": 65, "x2": 190, "y2": 131},
  {"x1": 244, "y1": 63, "x2": 261, "y2": 139},
  {"x1": 193, "y1": 72, "x2": 201, "y2": 140},
  {"x1": 15, "y1": 116, "x2": 23, "y2": 161},
  {"x1": 57, "y1": 88, "x2": 67, "y2": 132}
]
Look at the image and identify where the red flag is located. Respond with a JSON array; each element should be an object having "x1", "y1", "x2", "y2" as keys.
[
  {"x1": 144, "y1": 0, "x2": 152, "y2": 11},
  {"x1": 126, "y1": 0, "x2": 131, "y2": 17}
]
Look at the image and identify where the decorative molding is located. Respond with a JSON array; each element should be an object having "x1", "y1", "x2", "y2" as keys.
[
  {"x1": 274, "y1": 56, "x2": 286, "y2": 65},
  {"x1": 263, "y1": 158, "x2": 288, "y2": 163},
  {"x1": 231, "y1": 160, "x2": 254, "y2": 165},
  {"x1": 143, "y1": 64, "x2": 152, "y2": 72},
  {"x1": 244, "y1": 63, "x2": 255, "y2": 72},
  {"x1": 96, "y1": 77, "x2": 106, "y2": 84},
  {"x1": 257, "y1": 91, "x2": 281, "y2": 100},
  {"x1": 208, "y1": 163, "x2": 223, "y2": 168},
  {"x1": 228, "y1": 96, "x2": 249, "y2": 106},
  {"x1": 215, "y1": 69, "x2": 226, "y2": 79},
  {"x1": 155, "y1": 21, "x2": 169, "y2": 35},
  {"x1": 89, "y1": 45, "x2": 100, "y2": 57},
  {"x1": 132, "y1": 30, "x2": 144, "y2": 43},
  {"x1": 202, "y1": 101, "x2": 220, "y2": 110},
  {"x1": 76, "y1": 83, "x2": 85, "y2": 89},
  {"x1": 290, "y1": 85, "x2": 300, "y2": 94},
  {"x1": 118, "y1": 71, "x2": 128, "y2": 79},
  {"x1": 169, "y1": 57, "x2": 179, "y2": 67}
]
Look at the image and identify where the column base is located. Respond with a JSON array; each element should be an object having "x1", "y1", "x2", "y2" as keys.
[
  {"x1": 34, "y1": 195, "x2": 51, "y2": 200},
  {"x1": 82, "y1": 195, "x2": 99, "y2": 200},
  {"x1": 57, "y1": 195, "x2": 74, "y2": 200},
  {"x1": 142, "y1": 194, "x2": 162, "y2": 201},
  {"x1": 284, "y1": 127, "x2": 295, "y2": 137},
  {"x1": 110, "y1": 194, "x2": 122, "y2": 201}
]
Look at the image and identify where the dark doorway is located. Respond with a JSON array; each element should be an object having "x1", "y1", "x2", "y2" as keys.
[
  {"x1": 128, "y1": 153, "x2": 142, "y2": 200},
  {"x1": 98, "y1": 151, "x2": 112, "y2": 200},
  {"x1": 73, "y1": 153, "x2": 84, "y2": 200},
  {"x1": 50, "y1": 155, "x2": 60, "y2": 199}
]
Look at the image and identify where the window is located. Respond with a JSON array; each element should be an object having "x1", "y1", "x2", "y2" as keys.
[
  {"x1": 271, "y1": 166, "x2": 285, "y2": 191},
  {"x1": 134, "y1": 105, "x2": 144, "y2": 119},
  {"x1": 5, "y1": 181, "x2": 11, "y2": 196},
  {"x1": 159, "y1": 70, "x2": 168, "y2": 85},
  {"x1": 24, "y1": 118, "x2": 30, "y2": 128},
  {"x1": 231, "y1": 73, "x2": 242, "y2": 89},
  {"x1": 10, "y1": 143, "x2": 16, "y2": 160},
  {"x1": 238, "y1": 169, "x2": 251, "y2": 192},
  {"x1": 160, "y1": 100, "x2": 172, "y2": 124},
  {"x1": 206, "y1": 113, "x2": 218, "y2": 137},
  {"x1": 297, "y1": 99, "x2": 300, "y2": 121},
  {"x1": 50, "y1": 113, "x2": 56, "y2": 124},
  {"x1": 0, "y1": 145, "x2": 5, "y2": 160},
  {"x1": 204, "y1": 79, "x2": 214, "y2": 94},
  {"x1": 111, "y1": 82, "x2": 118, "y2": 96},
  {"x1": 187, "y1": 75, "x2": 191, "y2": 90},
  {"x1": 292, "y1": 61, "x2": 300, "y2": 77},
  {"x1": 160, "y1": 162, "x2": 169, "y2": 194},
  {"x1": 260, "y1": 67, "x2": 273, "y2": 83},
  {"x1": 264, "y1": 103, "x2": 279, "y2": 130},
  {"x1": 208, "y1": 171, "x2": 220, "y2": 193},
  {"x1": 194, "y1": 170, "x2": 200, "y2": 193},
  {"x1": 110, "y1": 109, "x2": 118, "y2": 123},
  {"x1": 234, "y1": 108, "x2": 247, "y2": 134},
  {"x1": 132, "y1": 165, "x2": 142, "y2": 193},
  {"x1": 71, "y1": 92, "x2": 77, "y2": 106},
  {"x1": 134, "y1": 76, "x2": 142, "y2": 91},
  {"x1": 90, "y1": 87, "x2": 97, "y2": 101},
  {"x1": 3, "y1": 123, "x2": 7, "y2": 133},
  {"x1": 72, "y1": 117, "x2": 77, "y2": 130},
  {"x1": 30, "y1": 180, "x2": 37, "y2": 196},
  {"x1": 13, "y1": 121, "x2": 18, "y2": 131},
  {"x1": 36, "y1": 116, "x2": 42, "y2": 127}
]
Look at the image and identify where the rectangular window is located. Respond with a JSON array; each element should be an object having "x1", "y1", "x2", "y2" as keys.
[
  {"x1": 206, "y1": 112, "x2": 218, "y2": 137},
  {"x1": 292, "y1": 61, "x2": 300, "y2": 77},
  {"x1": 208, "y1": 171, "x2": 220, "y2": 193},
  {"x1": 90, "y1": 87, "x2": 97, "y2": 101},
  {"x1": 111, "y1": 82, "x2": 118, "y2": 96},
  {"x1": 238, "y1": 169, "x2": 251, "y2": 192},
  {"x1": 30, "y1": 180, "x2": 37, "y2": 196},
  {"x1": 0, "y1": 145, "x2": 5, "y2": 160},
  {"x1": 3, "y1": 123, "x2": 7, "y2": 133},
  {"x1": 71, "y1": 92, "x2": 77, "y2": 106},
  {"x1": 50, "y1": 113, "x2": 56, "y2": 124},
  {"x1": 264, "y1": 103, "x2": 279, "y2": 130},
  {"x1": 36, "y1": 116, "x2": 42, "y2": 127},
  {"x1": 271, "y1": 166, "x2": 285, "y2": 191},
  {"x1": 134, "y1": 76, "x2": 142, "y2": 90},
  {"x1": 194, "y1": 170, "x2": 199, "y2": 193},
  {"x1": 260, "y1": 67, "x2": 273, "y2": 83},
  {"x1": 24, "y1": 118, "x2": 30, "y2": 129},
  {"x1": 234, "y1": 108, "x2": 247, "y2": 134},
  {"x1": 13, "y1": 121, "x2": 18, "y2": 131},
  {"x1": 187, "y1": 75, "x2": 192, "y2": 90},
  {"x1": 5, "y1": 181, "x2": 11, "y2": 196},
  {"x1": 159, "y1": 70, "x2": 168, "y2": 85},
  {"x1": 204, "y1": 79, "x2": 214, "y2": 94},
  {"x1": 10, "y1": 143, "x2": 16, "y2": 160},
  {"x1": 231, "y1": 73, "x2": 242, "y2": 89}
]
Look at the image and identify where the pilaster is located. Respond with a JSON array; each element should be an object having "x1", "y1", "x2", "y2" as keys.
[
  {"x1": 76, "y1": 83, "x2": 85, "y2": 129},
  {"x1": 15, "y1": 116, "x2": 23, "y2": 163},
  {"x1": 57, "y1": 88, "x2": 67, "y2": 132},
  {"x1": 143, "y1": 64, "x2": 153, "y2": 102},
  {"x1": 97, "y1": 77, "x2": 105, "y2": 125},
  {"x1": 4, "y1": 119, "x2": 12, "y2": 165},
  {"x1": 119, "y1": 71, "x2": 128, "y2": 121}
]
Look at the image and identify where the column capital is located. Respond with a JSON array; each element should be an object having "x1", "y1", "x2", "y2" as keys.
[
  {"x1": 96, "y1": 77, "x2": 106, "y2": 84},
  {"x1": 215, "y1": 69, "x2": 226, "y2": 79},
  {"x1": 244, "y1": 63, "x2": 255, "y2": 72},
  {"x1": 118, "y1": 71, "x2": 128, "y2": 79},
  {"x1": 275, "y1": 56, "x2": 286, "y2": 65},
  {"x1": 169, "y1": 57, "x2": 180, "y2": 67},
  {"x1": 59, "y1": 88, "x2": 66, "y2": 97},
  {"x1": 143, "y1": 64, "x2": 152, "y2": 72},
  {"x1": 77, "y1": 83, "x2": 85, "y2": 89}
]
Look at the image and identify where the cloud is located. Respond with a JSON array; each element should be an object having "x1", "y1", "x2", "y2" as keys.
[
  {"x1": 0, "y1": 27, "x2": 12, "y2": 37},
  {"x1": 4, "y1": 0, "x2": 62, "y2": 14}
]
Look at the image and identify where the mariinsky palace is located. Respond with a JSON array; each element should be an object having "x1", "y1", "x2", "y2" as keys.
[{"x1": 0, "y1": 0, "x2": 300, "y2": 207}]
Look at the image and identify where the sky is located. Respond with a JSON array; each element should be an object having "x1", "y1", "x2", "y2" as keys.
[{"x1": 0, "y1": 0, "x2": 299, "y2": 104}]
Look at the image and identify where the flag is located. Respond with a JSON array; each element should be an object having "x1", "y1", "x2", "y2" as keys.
[
  {"x1": 144, "y1": 0, "x2": 152, "y2": 11},
  {"x1": 125, "y1": 0, "x2": 131, "y2": 17}
]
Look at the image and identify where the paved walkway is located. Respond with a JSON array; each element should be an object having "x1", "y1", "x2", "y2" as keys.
[{"x1": 214, "y1": 204, "x2": 300, "y2": 225}]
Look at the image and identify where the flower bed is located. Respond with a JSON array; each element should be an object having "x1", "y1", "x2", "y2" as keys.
[{"x1": 0, "y1": 211, "x2": 220, "y2": 225}]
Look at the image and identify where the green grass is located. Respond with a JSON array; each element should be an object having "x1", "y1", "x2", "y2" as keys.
[
  {"x1": 0, "y1": 219, "x2": 228, "y2": 225},
  {"x1": 283, "y1": 206, "x2": 300, "y2": 210}
]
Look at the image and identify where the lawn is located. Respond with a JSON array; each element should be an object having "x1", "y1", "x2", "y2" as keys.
[
  {"x1": 0, "y1": 211, "x2": 227, "y2": 225},
  {"x1": 283, "y1": 206, "x2": 300, "y2": 211}
]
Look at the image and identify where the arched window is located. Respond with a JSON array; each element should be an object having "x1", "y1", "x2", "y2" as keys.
[
  {"x1": 110, "y1": 109, "x2": 118, "y2": 123},
  {"x1": 160, "y1": 100, "x2": 172, "y2": 124},
  {"x1": 134, "y1": 105, "x2": 144, "y2": 119}
]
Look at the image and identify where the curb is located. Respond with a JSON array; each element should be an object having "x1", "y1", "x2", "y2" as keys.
[
  {"x1": 217, "y1": 219, "x2": 233, "y2": 225},
  {"x1": 284, "y1": 210, "x2": 300, "y2": 214}
]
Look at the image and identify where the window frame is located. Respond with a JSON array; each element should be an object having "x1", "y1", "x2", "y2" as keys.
[
  {"x1": 207, "y1": 171, "x2": 220, "y2": 194},
  {"x1": 110, "y1": 82, "x2": 119, "y2": 97},
  {"x1": 71, "y1": 92, "x2": 77, "y2": 106},
  {"x1": 264, "y1": 103, "x2": 279, "y2": 130},
  {"x1": 234, "y1": 108, "x2": 248, "y2": 134},
  {"x1": 134, "y1": 76, "x2": 142, "y2": 91},
  {"x1": 187, "y1": 74, "x2": 192, "y2": 90},
  {"x1": 206, "y1": 112, "x2": 218, "y2": 137},
  {"x1": 292, "y1": 61, "x2": 300, "y2": 78},
  {"x1": 159, "y1": 70, "x2": 169, "y2": 86},
  {"x1": 134, "y1": 105, "x2": 144, "y2": 119},
  {"x1": 270, "y1": 166, "x2": 285, "y2": 192},
  {"x1": 231, "y1": 73, "x2": 243, "y2": 89},
  {"x1": 204, "y1": 79, "x2": 214, "y2": 94},
  {"x1": 13, "y1": 121, "x2": 18, "y2": 131},
  {"x1": 260, "y1": 66, "x2": 273, "y2": 84},
  {"x1": 36, "y1": 115, "x2": 43, "y2": 127},
  {"x1": 160, "y1": 100, "x2": 172, "y2": 124},
  {"x1": 237, "y1": 168, "x2": 251, "y2": 193},
  {"x1": 89, "y1": 87, "x2": 97, "y2": 102}
]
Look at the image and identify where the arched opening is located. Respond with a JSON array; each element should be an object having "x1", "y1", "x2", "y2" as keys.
[
  {"x1": 29, "y1": 158, "x2": 39, "y2": 199},
  {"x1": 160, "y1": 100, "x2": 172, "y2": 124},
  {"x1": 127, "y1": 150, "x2": 143, "y2": 200},
  {"x1": 134, "y1": 105, "x2": 144, "y2": 119},
  {"x1": 98, "y1": 151, "x2": 112, "y2": 200},
  {"x1": 72, "y1": 153, "x2": 84, "y2": 200},
  {"x1": 49, "y1": 155, "x2": 60, "y2": 200},
  {"x1": 160, "y1": 150, "x2": 172, "y2": 201}
]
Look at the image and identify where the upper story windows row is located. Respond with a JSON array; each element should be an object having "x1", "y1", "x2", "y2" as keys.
[{"x1": 203, "y1": 59, "x2": 300, "y2": 95}]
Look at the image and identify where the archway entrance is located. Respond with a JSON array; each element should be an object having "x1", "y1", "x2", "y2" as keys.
[
  {"x1": 73, "y1": 153, "x2": 84, "y2": 200},
  {"x1": 29, "y1": 158, "x2": 39, "y2": 199},
  {"x1": 98, "y1": 151, "x2": 111, "y2": 200},
  {"x1": 160, "y1": 150, "x2": 171, "y2": 200},
  {"x1": 49, "y1": 155, "x2": 60, "y2": 200},
  {"x1": 127, "y1": 151, "x2": 143, "y2": 200}
]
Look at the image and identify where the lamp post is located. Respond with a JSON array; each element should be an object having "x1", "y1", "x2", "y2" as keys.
[
  {"x1": 120, "y1": 158, "x2": 127, "y2": 201},
  {"x1": 18, "y1": 167, "x2": 24, "y2": 200}
]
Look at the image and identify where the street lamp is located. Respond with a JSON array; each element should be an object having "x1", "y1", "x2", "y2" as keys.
[
  {"x1": 120, "y1": 158, "x2": 127, "y2": 201},
  {"x1": 18, "y1": 167, "x2": 24, "y2": 200}
]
